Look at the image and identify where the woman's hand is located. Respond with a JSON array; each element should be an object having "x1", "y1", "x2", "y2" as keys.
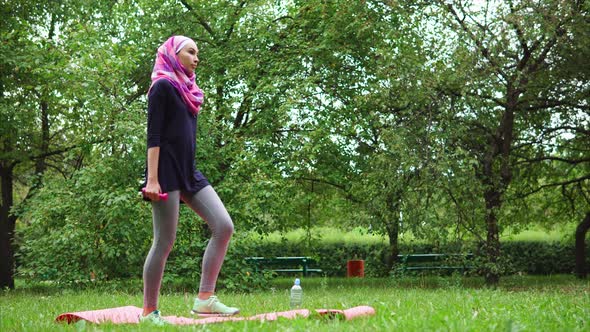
[{"x1": 144, "y1": 181, "x2": 163, "y2": 201}]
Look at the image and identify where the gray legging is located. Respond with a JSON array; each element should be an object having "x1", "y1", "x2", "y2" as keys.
[{"x1": 143, "y1": 185, "x2": 234, "y2": 309}]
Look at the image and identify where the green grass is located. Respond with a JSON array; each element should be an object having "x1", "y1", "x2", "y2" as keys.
[
  {"x1": 501, "y1": 228, "x2": 573, "y2": 242},
  {"x1": 2, "y1": 275, "x2": 589, "y2": 331},
  {"x1": 251, "y1": 227, "x2": 390, "y2": 245},
  {"x1": 251, "y1": 223, "x2": 577, "y2": 246}
]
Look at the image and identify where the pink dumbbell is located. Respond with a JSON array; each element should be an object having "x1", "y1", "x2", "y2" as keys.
[{"x1": 141, "y1": 188, "x2": 169, "y2": 201}]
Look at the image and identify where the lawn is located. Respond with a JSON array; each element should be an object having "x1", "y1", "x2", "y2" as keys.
[
  {"x1": 1, "y1": 275, "x2": 589, "y2": 331},
  {"x1": 251, "y1": 224, "x2": 577, "y2": 246}
]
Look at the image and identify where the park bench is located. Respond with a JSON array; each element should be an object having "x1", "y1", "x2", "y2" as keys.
[
  {"x1": 397, "y1": 253, "x2": 474, "y2": 272},
  {"x1": 245, "y1": 256, "x2": 323, "y2": 276}
]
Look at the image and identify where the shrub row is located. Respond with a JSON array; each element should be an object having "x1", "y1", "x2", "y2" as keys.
[
  {"x1": 236, "y1": 240, "x2": 589, "y2": 277},
  {"x1": 17, "y1": 216, "x2": 587, "y2": 289}
]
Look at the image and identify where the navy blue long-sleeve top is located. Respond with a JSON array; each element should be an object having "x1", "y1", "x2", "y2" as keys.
[{"x1": 144, "y1": 79, "x2": 210, "y2": 196}]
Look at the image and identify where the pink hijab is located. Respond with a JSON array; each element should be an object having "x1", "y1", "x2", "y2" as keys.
[{"x1": 148, "y1": 36, "x2": 204, "y2": 115}]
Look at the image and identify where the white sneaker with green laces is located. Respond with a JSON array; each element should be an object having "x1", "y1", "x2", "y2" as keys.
[
  {"x1": 139, "y1": 310, "x2": 170, "y2": 326},
  {"x1": 191, "y1": 295, "x2": 240, "y2": 316}
]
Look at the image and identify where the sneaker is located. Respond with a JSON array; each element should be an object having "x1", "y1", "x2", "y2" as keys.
[
  {"x1": 139, "y1": 310, "x2": 170, "y2": 326},
  {"x1": 191, "y1": 296, "x2": 240, "y2": 316}
]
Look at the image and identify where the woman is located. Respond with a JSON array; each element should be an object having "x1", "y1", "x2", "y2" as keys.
[{"x1": 140, "y1": 35, "x2": 239, "y2": 325}]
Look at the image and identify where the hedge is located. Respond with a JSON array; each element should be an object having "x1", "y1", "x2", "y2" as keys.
[
  {"x1": 235, "y1": 240, "x2": 590, "y2": 277},
  {"x1": 17, "y1": 230, "x2": 589, "y2": 287}
]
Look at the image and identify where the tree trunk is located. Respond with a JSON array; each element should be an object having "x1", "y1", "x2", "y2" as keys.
[
  {"x1": 480, "y1": 105, "x2": 515, "y2": 287},
  {"x1": 35, "y1": 100, "x2": 49, "y2": 175},
  {"x1": 385, "y1": 221, "x2": 400, "y2": 273},
  {"x1": 384, "y1": 193, "x2": 400, "y2": 273},
  {"x1": 575, "y1": 212, "x2": 590, "y2": 278},
  {"x1": 483, "y1": 189, "x2": 501, "y2": 286},
  {"x1": 0, "y1": 165, "x2": 15, "y2": 289}
]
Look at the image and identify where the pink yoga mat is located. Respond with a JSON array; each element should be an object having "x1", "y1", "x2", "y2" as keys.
[{"x1": 55, "y1": 305, "x2": 376, "y2": 325}]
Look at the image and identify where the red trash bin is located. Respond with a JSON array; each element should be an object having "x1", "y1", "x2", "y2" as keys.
[{"x1": 346, "y1": 260, "x2": 365, "y2": 277}]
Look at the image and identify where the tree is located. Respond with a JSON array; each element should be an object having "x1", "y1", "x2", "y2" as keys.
[
  {"x1": 265, "y1": 0, "x2": 450, "y2": 271},
  {"x1": 9, "y1": 0, "x2": 588, "y2": 285},
  {"x1": 431, "y1": 0, "x2": 590, "y2": 285},
  {"x1": 1, "y1": 1, "x2": 89, "y2": 289},
  {"x1": 1, "y1": 0, "x2": 162, "y2": 288}
]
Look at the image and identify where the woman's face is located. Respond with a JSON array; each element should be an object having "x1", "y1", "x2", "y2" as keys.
[{"x1": 177, "y1": 40, "x2": 199, "y2": 73}]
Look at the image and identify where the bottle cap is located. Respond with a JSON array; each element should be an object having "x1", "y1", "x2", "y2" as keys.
[{"x1": 295, "y1": 278, "x2": 300, "y2": 285}]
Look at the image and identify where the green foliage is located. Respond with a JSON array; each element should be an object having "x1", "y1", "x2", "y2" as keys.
[
  {"x1": 17, "y1": 153, "x2": 150, "y2": 281},
  {"x1": 16, "y1": 151, "x2": 272, "y2": 290},
  {"x1": 5, "y1": 0, "x2": 590, "y2": 290},
  {"x1": 500, "y1": 241, "x2": 580, "y2": 275},
  {"x1": 241, "y1": 239, "x2": 588, "y2": 278}
]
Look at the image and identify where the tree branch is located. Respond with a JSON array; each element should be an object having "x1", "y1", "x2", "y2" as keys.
[
  {"x1": 179, "y1": 0, "x2": 192, "y2": 10},
  {"x1": 507, "y1": 1, "x2": 531, "y2": 70},
  {"x1": 465, "y1": 91, "x2": 506, "y2": 107},
  {"x1": 27, "y1": 140, "x2": 104, "y2": 164},
  {"x1": 519, "y1": 174, "x2": 590, "y2": 198},
  {"x1": 297, "y1": 177, "x2": 347, "y2": 192},
  {"x1": 440, "y1": 1, "x2": 508, "y2": 82},
  {"x1": 541, "y1": 126, "x2": 590, "y2": 137},
  {"x1": 517, "y1": 156, "x2": 590, "y2": 166},
  {"x1": 444, "y1": 186, "x2": 484, "y2": 242},
  {"x1": 523, "y1": 99, "x2": 590, "y2": 112},
  {"x1": 225, "y1": 0, "x2": 248, "y2": 40}
]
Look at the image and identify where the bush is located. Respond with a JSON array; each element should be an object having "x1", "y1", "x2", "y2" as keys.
[
  {"x1": 236, "y1": 239, "x2": 588, "y2": 277},
  {"x1": 17, "y1": 155, "x2": 152, "y2": 282},
  {"x1": 17, "y1": 163, "x2": 586, "y2": 287},
  {"x1": 500, "y1": 241, "x2": 578, "y2": 275},
  {"x1": 16, "y1": 155, "x2": 271, "y2": 291}
]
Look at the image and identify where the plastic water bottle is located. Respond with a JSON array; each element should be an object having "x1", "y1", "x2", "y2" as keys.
[{"x1": 290, "y1": 278, "x2": 303, "y2": 308}]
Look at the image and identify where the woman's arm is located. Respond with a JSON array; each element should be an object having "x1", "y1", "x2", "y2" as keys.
[{"x1": 144, "y1": 146, "x2": 162, "y2": 201}]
